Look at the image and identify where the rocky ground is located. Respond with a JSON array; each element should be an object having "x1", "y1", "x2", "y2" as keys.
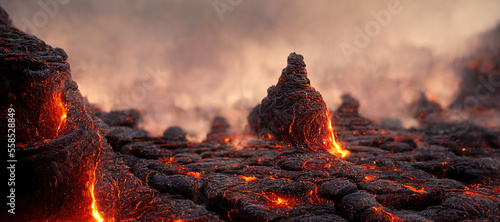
[{"x1": 1, "y1": 5, "x2": 500, "y2": 222}]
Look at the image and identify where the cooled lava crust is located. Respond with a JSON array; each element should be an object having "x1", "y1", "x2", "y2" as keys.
[{"x1": 2, "y1": 6, "x2": 500, "y2": 222}]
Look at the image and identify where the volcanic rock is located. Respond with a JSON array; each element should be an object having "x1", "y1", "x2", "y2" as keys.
[
  {"x1": 318, "y1": 179, "x2": 358, "y2": 200},
  {"x1": 451, "y1": 23, "x2": 500, "y2": 110},
  {"x1": 410, "y1": 92, "x2": 443, "y2": 124},
  {"x1": 332, "y1": 93, "x2": 374, "y2": 132},
  {"x1": 0, "y1": 7, "x2": 219, "y2": 221},
  {"x1": 249, "y1": 52, "x2": 337, "y2": 153},
  {"x1": 93, "y1": 108, "x2": 142, "y2": 127},
  {"x1": 4, "y1": 6, "x2": 500, "y2": 222},
  {"x1": 163, "y1": 126, "x2": 188, "y2": 142},
  {"x1": 207, "y1": 116, "x2": 231, "y2": 143}
]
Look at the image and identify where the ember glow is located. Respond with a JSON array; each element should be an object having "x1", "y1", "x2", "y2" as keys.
[
  {"x1": 402, "y1": 184, "x2": 426, "y2": 194},
  {"x1": 3, "y1": 2, "x2": 500, "y2": 221},
  {"x1": 237, "y1": 175, "x2": 257, "y2": 182},
  {"x1": 54, "y1": 95, "x2": 67, "y2": 135},
  {"x1": 261, "y1": 192, "x2": 297, "y2": 209},
  {"x1": 373, "y1": 207, "x2": 404, "y2": 222}
]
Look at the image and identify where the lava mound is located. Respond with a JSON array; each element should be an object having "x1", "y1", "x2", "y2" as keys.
[{"x1": 249, "y1": 53, "x2": 340, "y2": 155}]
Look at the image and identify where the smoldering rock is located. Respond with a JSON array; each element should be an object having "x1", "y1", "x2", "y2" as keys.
[
  {"x1": 410, "y1": 92, "x2": 443, "y2": 124},
  {"x1": 5, "y1": 4, "x2": 500, "y2": 221},
  {"x1": 0, "y1": 5, "x2": 11, "y2": 25},
  {"x1": 451, "y1": 23, "x2": 500, "y2": 111},
  {"x1": 150, "y1": 174, "x2": 202, "y2": 198},
  {"x1": 288, "y1": 215, "x2": 347, "y2": 222},
  {"x1": 318, "y1": 179, "x2": 358, "y2": 201},
  {"x1": 122, "y1": 142, "x2": 174, "y2": 159},
  {"x1": 332, "y1": 94, "x2": 374, "y2": 132},
  {"x1": 443, "y1": 195, "x2": 500, "y2": 220},
  {"x1": 419, "y1": 205, "x2": 469, "y2": 222},
  {"x1": 247, "y1": 104, "x2": 261, "y2": 134},
  {"x1": 163, "y1": 126, "x2": 187, "y2": 142},
  {"x1": 104, "y1": 126, "x2": 149, "y2": 149},
  {"x1": 210, "y1": 116, "x2": 230, "y2": 133},
  {"x1": 378, "y1": 117, "x2": 404, "y2": 131},
  {"x1": 206, "y1": 116, "x2": 231, "y2": 143},
  {"x1": 249, "y1": 52, "x2": 337, "y2": 153},
  {"x1": 93, "y1": 109, "x2": 142, "y2": 127},
  {"x1": 443, "y1": 157, "x2": 500, "y2": 183},
  {"x1": 380, "y1": 141, "x2": 415, "y2": 153},
  {"x1": 340, "y1": 191, "x2": 382, "y2": 221},
  {"x1": 422, "y1": 122, "x2": 500, "y2": 152}
]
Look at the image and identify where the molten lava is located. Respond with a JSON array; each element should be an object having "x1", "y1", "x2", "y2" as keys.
[
  {"x1": 373, "y1": 207, "x2": 404, "y2": 222},
  {"x1": 90, "y1": 142, "x2": 104, "y2": 222},
  {"x1": 262, "y1": 192, "x2": 296, "y2": 209},
  {"x1": 90, "y1": 180, "x2": 104, "y2": 222},
  {"x1": 325, "y1": 115, "x2": 350, "y2": 158},
  {"x1": 402, "y1": 184, "x2": 426, "y2": 194},
  {"x1": 54, "y1": 95, "x2": 67, "y2": 135},
  {"x1": 238, "y1": 175, "x2": 257, "y2": 182}
]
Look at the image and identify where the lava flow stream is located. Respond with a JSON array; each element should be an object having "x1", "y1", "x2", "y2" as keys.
[{"x1": 325, "y1": 113, "x2": 350, "y2": 158}]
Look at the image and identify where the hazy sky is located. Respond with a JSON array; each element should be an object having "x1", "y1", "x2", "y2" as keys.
[{"x1": 2, "y1": 0, "x2": 500, "y2": 137}]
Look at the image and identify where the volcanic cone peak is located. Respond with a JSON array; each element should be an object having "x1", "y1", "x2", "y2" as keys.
[
  {"x1": 276, "y1": 52, "x2": 310, "y2": 89},
  {"x1": 0, "y1": 6, "x2": 11, "y2": 25},
  {"x1": 250, "y1": 52, "x2": 337, "y2": 154}
]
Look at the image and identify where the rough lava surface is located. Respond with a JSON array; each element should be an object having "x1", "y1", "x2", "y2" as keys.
[{"x1": 250, "y1": 52, "x2": 337, "y2": 154}]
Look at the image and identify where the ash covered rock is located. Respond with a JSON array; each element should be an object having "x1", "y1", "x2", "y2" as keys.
[{"x1": 249, "y1": 52, "x2": 336, "y2": 153}]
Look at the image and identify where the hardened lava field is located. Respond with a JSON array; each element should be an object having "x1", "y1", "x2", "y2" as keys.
[{"x1": 1, "y1": 6, "x2": 500, "y2": 222}]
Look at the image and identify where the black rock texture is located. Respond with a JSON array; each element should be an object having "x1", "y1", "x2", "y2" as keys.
[
  {"x1": 249, "y1": 52, "x2": 337, "y2": 153},
  {"x1": 2, "y1": 6, "x2": 500, "y2": 222}
]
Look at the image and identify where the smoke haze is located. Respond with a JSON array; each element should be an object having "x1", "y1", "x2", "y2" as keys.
[{"x1": 2, "y1": 0, "x2": 500, "y2": 137}]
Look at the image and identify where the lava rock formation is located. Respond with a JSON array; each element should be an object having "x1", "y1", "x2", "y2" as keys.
[
  {"x1": 249, "y1": 52, "x2": 337, "y2": 154},
  {"x1": 2, "y1": 6, "x2": 500, "y2": 222}
]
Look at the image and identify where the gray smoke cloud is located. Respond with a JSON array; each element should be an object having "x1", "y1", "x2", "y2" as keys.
[{"x1": 2, "y1": 0, "x2": 500, "y2": 137}]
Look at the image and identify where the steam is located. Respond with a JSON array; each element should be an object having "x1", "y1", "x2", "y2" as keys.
[{"x1": 2, "y1": 0, "x2": 500, "y2": 137}]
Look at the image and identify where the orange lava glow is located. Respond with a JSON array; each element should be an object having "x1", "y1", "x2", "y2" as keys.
[
  {"x1": 90, "y1": 167, "x2": 104, "y2": 222},
  {"x1": 160, "y1": 157, "x2": 174, "y2": 165},
  {"x1": 261, "y1": 192, "x2": 297, "y2": 209},
  {"x1": 90, "y1": 181, "x2": 104, "y2": 222},
  {"x1": 373, "y1": 206, "x2": 403, "y2": 222},
  {"x1": 325, "y1": 116, "x2": 350, "y2": 158},
  {"x1": 90, "y1": 140, "x2": 104, "y2": 222},
  {"x1": 238, "y1": 175, "x2": 257, "y2": 182},
  {"x1": 364, "y1": 175, "x2": 377, "y2": 181},
  {"x1": 185, "y1": 172, "x2": 202, "y2": 179},
  {"x1": 402, "y1": 185, "x2": 426, "y2": 194},
  {"x1": 54, "y1": 96, "x2": 67, "y2": 135},
  {"x1": 275, "y1": 197, "x2": 285, "y2": 204}
]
